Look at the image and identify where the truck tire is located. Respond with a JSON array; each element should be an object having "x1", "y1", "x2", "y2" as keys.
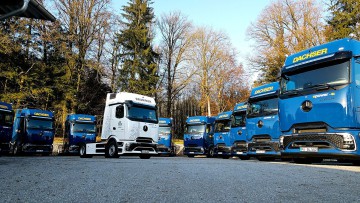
[
  {"x1": 222, "y1": 155, "x2": 230, "y2": 159},
  {"x1": 105, "y1": 140, "x2": 120, "y2": 158},
  {"x1": 79, "y1": 143, "x2": 92, "y2": 158},
  {"x1": 13, "y1": 143, "x2": 22, "y2": 156},
  {"x1": 206, "y1": 147, "x2": 214, "y2": 158}
]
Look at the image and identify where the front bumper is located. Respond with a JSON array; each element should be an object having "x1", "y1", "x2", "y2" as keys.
[
  {"x1": 247, "y1": 141, "x2": 281, "y2": 157},
  {"x1": 184, "y1": 146, "x2": 206, "y2": 155}
]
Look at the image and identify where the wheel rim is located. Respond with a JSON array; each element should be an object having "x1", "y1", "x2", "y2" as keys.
[
  {"x1": 80, "y1": 145, "x2": 85, "y2": 156},
  {"x1": 108, "y1": 144, "x2": 116, "y2": 156}
]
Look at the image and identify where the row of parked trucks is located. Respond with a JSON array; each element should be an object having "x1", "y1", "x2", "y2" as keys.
[
  {"x1": 1, "y1": 37, "x2": 360, "y2": 163},
  {"x1": 0, "y1": 92, "x2": 174, "y2": 159},
  {"x1": 183, "y1": 37, "x2": 360, "y2": 165}
]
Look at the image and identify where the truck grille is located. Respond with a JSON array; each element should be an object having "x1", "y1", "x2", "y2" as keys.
[
  {"x1": 136, "y1": 137, "x2": 153, "y2": 143},
  {"x1": 248, "y1": 142, "x2": 280, "y2": 152},
  {"x1": 284, "y1": 133, "x2": 344, "y2": 149},
  {"x1": 252, "y1": 135, "x2": 271, "y2": 142}
]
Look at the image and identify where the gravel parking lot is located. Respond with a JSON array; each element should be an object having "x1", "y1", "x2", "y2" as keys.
[{"x1": 0, "y1": 156, "x2": 360, "y2": 203}]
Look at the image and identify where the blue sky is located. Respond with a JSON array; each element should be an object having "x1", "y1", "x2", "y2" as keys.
[{"x1": 113, "y1": 0, "x2": 270, "y2": 65}]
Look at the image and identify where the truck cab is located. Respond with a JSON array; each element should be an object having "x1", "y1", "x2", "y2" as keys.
[
  {"x1": 247, "y1": 82, "x2": 281, "y2": 161},
  {"x1": 279, "y1": 38, "x2": 360, "y2": 164},
  {"x1": 214, "y1": 111, "x2": 233, "y2": 159},
  {"x1": 0, "y1": 102, "x2": 14, "y2": 154},
  {"x1": 83, "y1": 92, "x2": 159, "y2": 159},
  {"x1": 230, "y1": 102, "x2": 249, "y2": 160},
  {"x1": 157, "y1": 117, "x2": 174, "y2": 156},
  {"x1": 183, "y1": 116, "x2": 215, "y2": 157},
  {"x1": 61, "y1": 114, "x2": 96, "y2": 155},
  {"x1": 10, "y1": 108, "x2": 54, "y2": 155}
]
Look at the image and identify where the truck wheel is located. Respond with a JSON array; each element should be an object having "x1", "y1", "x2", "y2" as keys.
[
  {"x1": 139, "y1": 155, "x2": 151, "y2": 159},
  {"x1": 13, "y1": 144, "x2": 22, "y2": 156},
  {"x1": 105, "y1": 140, "x2": 120, "y2": 158},
  {"x1": 222, "y1": 155, "x2": 230, "y2": 159},
  {"x1": 207, "y1": 147, "x2": 214, "y2": 158},
  {"x1": 79, "y1": 144, "x2": 92, "y2": 158},
  {"x1": 187, "y1": 155, "x2": 195, "y2": 158}
]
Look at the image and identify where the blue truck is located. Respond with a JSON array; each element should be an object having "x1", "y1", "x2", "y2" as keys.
[
  {"x1": 0, "y1": 102, "x2": 14, "y2": 154},
  {"x1": 214, "y1": 111, "x2": 233, "y2": 159},
  {"x1": 247, "y1": 82, "x2": 281, "y2": 161},
  {"x1": 59, "y1": 114, "x2": 97, "y2": 155},
  {"x1": 279, "y1": 38, "x2": 360, "y2": 164},
  {"x1": 157, "y1": 117, "x2": 175, "y2": 156},
  {"x1": 183, "y1": 116, "x2": 216, "y2": 157},
  {"x1": 230, "y1": 102, "x2": 250, "y2": 160},
  {"x1": 10, "y1": 108, "x2": 55, "y2": 155}
]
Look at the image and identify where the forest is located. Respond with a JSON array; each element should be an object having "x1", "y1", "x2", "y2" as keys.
[{"x1": 0, "y1": 0, "x2": 359, "y2": 138}]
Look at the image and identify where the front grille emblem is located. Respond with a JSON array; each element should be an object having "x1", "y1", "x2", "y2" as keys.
[
  {"x1": 257, "y1": 120, "x2": 263, "y2": 128},
  {"x1": 143, "y1": 125, "x2": 148, "y2": 132},
  {"x1": 301, "y1": 100, "x2": 313, "y2": 112}
]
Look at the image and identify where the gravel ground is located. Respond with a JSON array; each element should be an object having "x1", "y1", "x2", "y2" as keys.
[{"x1": 0, "y1": 156, "x2": 360, "y2": 203}]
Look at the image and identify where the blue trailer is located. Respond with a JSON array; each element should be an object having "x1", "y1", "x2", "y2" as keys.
[
  {"x1": 230, "y1": 102, "x2": 249, "y2": 160},
  {"x1": 157, "y1": 117, "x2": 175, "y2": 156},
  {"x1": 0, "y1": 102, "x2": 14, "y2": 154},
  {"x1": 247, "y1": 82, "x2": 281, "y2": 161},
  {"x1": 183, "y1": 116, "x2": 216, "y2": 157},
  {"x1": 279, "y1": 38, "x2": 360, "y2": 164},
  {"x1": 10, "y1": 108, "x2": 54, "y2": 155},
  {"x1": 214, "y1": 111, "x2": 233, "y2": 159},
  {"x1": 59, "y1": 114, "x2": 97, "y2": 156}
]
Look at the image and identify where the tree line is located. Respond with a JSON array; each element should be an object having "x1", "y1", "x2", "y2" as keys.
[{"x1": 0, "y1": 0, "x2": 358, "y2": 138}]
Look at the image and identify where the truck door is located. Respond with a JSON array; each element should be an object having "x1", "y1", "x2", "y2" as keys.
[{"x1": 110, "y1": 104, "x2": 126, "y2": 140}]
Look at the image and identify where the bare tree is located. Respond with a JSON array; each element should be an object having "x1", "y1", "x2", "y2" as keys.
[
  {"x1": 247, "y1": 0, "x2": 326, "y2": 84},
  {"x1": 188, "y1": 27, "x2": 241, "y2": 116},
  {"x1": 157, "y1": 11, "x2": 194, "y2": 117}
]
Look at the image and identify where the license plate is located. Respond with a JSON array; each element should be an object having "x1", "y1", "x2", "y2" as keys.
[
  {"x1": 300, "y1": 147, "x2": 318, "y2": 152},
  {"x1": 218, "y1": 152, "x2": 223, "y2": 155},
  {"x1": 36, "y1": 150, "x2": 43, "y2": 152},
  {"x1": 189, "y1": 152, "x2": 194, "y2": 154},
  {"x1": 141, "y1": 150, "x2": 149, "y2": 154},
  {"x1": 256, "y1": 150, "x2": 265, "y2": 154},
  {"x1": 236, "y1": 152, "x2": 243, "y2": 155}
]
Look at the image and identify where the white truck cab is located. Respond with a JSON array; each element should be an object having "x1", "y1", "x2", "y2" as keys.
[{"x1": 82, "y1": 92, "x2": 159, "y2": 159}]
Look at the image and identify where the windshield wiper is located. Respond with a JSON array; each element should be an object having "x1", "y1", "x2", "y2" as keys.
[
  {"x1": 306, "y1": 83, "x2": 336, "y2": 91},
  {"x1": 284, "y1": 89, "x2": 301, "y2": 96}
]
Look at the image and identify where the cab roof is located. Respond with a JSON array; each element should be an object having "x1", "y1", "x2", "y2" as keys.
[
  {"x1": 250, "y1": 82, "x2": 279, "y2": 99},
  {"x1": 233, "y1": 102, "x2": 247, "y2": 112},
  {"x1": 283, "y1": 38, "x2": 360, "y2": 71},
  {"x1": 215, "y1": 111, "x2": 233, "y2": 120}
]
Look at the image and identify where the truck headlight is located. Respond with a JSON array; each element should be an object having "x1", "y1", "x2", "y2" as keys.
[{"x1": 279, "y1": 136, "x2": 284, "y2": 148}]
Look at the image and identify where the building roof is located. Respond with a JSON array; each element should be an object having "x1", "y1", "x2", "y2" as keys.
[{"x1": 0, "y1": 0, "x2": 55, "y2": 22}]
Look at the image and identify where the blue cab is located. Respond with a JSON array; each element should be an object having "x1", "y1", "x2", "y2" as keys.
[
  {"x1": 214, "y1": 111, "x2": 233, "y2": 159},
  {"x1": 0, "y1": 102, "x2": 14, "y2": 153},
  {"x1": 157, "y1": 117, "x2": 175, "y2": 156},
  {"x1": 230, "y1": 102, "x2": 250, "y2": 160},
  {"x1": 279, "y1": 38, "x2": 360, "y2": 164},
  {"x1": 10, "y1": 108, "x2": 54, "y2": 155},
  {"x1": 183, "y1": 116, "x2": 215, "y2": 157},
  {"x1": 247, "y1": 82, "x2": 281, "y2": 160}
]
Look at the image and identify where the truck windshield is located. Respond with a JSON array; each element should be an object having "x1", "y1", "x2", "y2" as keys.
[
  {"x1": 72, "y1": 122, "x2": 96, "y2": 133},
  {"x1": 127, "y1": 105, "x2": 158, "y2": 123},
  {"x1": 231, "y1": 112, "x2": 246, "y2": 127},
  {"x1": 159, "y1": 126, "x2": 171, "y2": 135},
  {"x1": 214, "y1": 120, "x2": 231, "y2": 133},
  {"x1": 281, "y1": 60, "x2": 350, "y2": 94},
  {"x1": 0, "y1": 111, "x2": 13, "y2": 127},
  {"x1": 247, "y1": 98, "x2": 278, "y2": 118},
  {"x1": 186, "y1": 124, "x2": 205, "y2": 134},
  {"x1": 27, "y1": 118, "x2": 53, "y2": 130}
]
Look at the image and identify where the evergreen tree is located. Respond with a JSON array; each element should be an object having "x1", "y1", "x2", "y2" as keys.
[
  {"x1": 117, "y1": 0, "x2": 159, "y2": 96},
  {"x1": 327, "y1": 0, "x2": 360, "y2": 40}
]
